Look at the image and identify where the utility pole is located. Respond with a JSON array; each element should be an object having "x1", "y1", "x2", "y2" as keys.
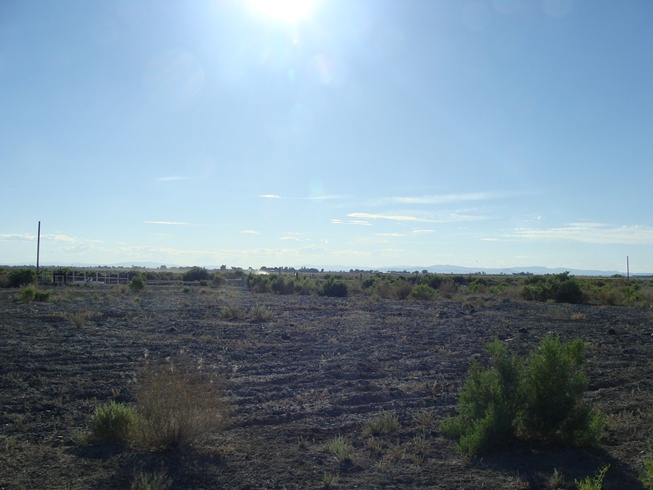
[
  {"x1": 36, "y1": 221, "x2": 41, "y2": 273},
  {"x1": 627, "y1": 256, "x2": 630, "y2": 282}
]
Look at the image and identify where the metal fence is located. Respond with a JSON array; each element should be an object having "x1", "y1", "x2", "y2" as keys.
[{"x1": 40, "y1": 270, "x2": 130, "y2": 286}]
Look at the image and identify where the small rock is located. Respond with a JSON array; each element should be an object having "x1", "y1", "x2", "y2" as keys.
[
  {"x1": 607, "y1": 328, "x2": 617, "y2": 335},
  {"x1": 519, "y1": 327, "x2": 528, "y2": 334}
]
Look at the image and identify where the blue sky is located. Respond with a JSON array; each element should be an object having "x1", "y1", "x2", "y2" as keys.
[{"x1": 1, "y1": 0, "x2": 652, "y2": 272}]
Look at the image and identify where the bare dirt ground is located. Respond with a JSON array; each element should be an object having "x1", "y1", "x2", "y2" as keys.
[{"x1": 1, "y1": 284, "x2": 652, "y2": 489}]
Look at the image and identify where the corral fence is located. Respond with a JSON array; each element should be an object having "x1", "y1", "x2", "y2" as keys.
[
  {"x1": 36, "y1": 271, "x2": 248, "y2": 288},
  {"x1": 39, "y1": 270, "x2": 131, "y2": 286}
]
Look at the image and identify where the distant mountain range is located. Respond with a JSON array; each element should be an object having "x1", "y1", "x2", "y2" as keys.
[
  {"x1": 322, "y1": 264, "x2": 653, "y2": 276},
  {"x1": 377, "y1": 264, "x2": 626, "y2": 277}
]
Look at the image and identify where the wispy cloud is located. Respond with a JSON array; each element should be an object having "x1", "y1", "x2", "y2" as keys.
[
  {"x1": 346, "y1": 212, "x2": 486, "y2": 223},
  {"x1": 241, "y1": 230, "x2": 261, "y2": 235},
  {"x1": 0, "y1": 233, "x2": 91, "y2": 243},
  {"x1": 509, "y1": 223, "x2": 653, "y2": 244},
  {"x1": 331, "y1": 218, "x2": 371, "y2": 226},
  {"x1": 388, "y1": 191, "x2": 519, "y2": 205},
  {"x1": 376, "y1": 233, "x2": 405, "y2": 237},
  {"x1": 144, "y1": 221, "x2": 189, "y2": 226},
  {"x1": 0, "y1": 233, "x2": 37, "y2": 242},
  {"x1": 280, "y1": 236, "x2": 301, "y2": 241},
  {"x1": 413, "y1": 229, "x2": 435, "y2": 234},
  {"x1": 348, "y1": 212, "x2": 428, "y2": 222},
  {"x1": 259, "y1": 194, "x2": 281, "y2": 199}
]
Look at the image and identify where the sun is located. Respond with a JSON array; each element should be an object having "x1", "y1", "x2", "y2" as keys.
[{"x1": 247, "y1": 0, "x2": 316, "y2": 24}]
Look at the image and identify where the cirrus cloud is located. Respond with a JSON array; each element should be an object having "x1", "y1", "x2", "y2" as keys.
[
  {"x1": 509, "y1": 223, "x2": 653, "y2": 245},
  {"x1": 144, "y1": 221, "x2": 189, "y2": 226},
  {"x1": 347, "y1": 212, "x2": 428, "y2": 222}
]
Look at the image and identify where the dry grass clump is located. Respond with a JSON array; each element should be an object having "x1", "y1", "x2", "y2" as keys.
[
  {"x1": 250, "y1": 304, "x2": 272, "y2": 321},
  {"x1": 324, "y1": 435, "x2": 353, "y2": 463},
  {"x1": 64, "y1": 310, "x2": 99, "y2": 328},
  {"x1": 438, "y1": 280, "x2": 458, "y2": 299},
  {"x1": 131, "y1": 358, "x2": 227, "y2": 450},
  {"x1": 130, "y1": 469, "x2": 172, "y2": 490},
  {"x1": 86, "y1": 357, "x2": 227, "y2": 452},
  {"x1": 362, "y1": 411, "x2": 400, "y2": 437},
  {"x1": 221, "y1": 305, "x2": 244, "y2": 320}
]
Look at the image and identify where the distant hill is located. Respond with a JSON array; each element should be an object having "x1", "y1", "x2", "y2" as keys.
[{"x1": 378, "y1": 264, "x2": 623, "y2": 276}]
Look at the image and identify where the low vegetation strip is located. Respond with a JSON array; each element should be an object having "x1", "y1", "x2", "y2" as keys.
[{"x1": 2, "y1": 266, "x2": 652, "y2": 307}]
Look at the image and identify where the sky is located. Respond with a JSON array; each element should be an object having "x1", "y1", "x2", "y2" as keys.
[{"x1": 1, "y1": 0, "x2": 652, "y2": 272}]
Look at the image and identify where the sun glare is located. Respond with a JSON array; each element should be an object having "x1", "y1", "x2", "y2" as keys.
[{"x1": 247, "y1": 0, "x2": 316, "y2": 24}]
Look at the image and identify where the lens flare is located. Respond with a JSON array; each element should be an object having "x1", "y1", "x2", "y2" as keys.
[{"x1": 247, "y1": 0, "x2": 316, "y2": 24}]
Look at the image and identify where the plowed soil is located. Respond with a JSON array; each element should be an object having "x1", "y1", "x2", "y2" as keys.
[{"x1": 1, "y1": 285, "x2": 652, "y2": 489}]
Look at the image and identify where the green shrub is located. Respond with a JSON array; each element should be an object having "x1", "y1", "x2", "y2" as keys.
[
  {"x1": 246, "y1": 274, "x2": 272, "y2": 293},
  {"x1": 182, "y1": 266, "x2": 211, "y2": 282},
  {"x1": 271, "y1": 276, "x2": 296, "y2": 295},
  {"x1": 440, "y1": 340, "x2": 523, "y2": 454},
  {"x1": 320, "y1": 278, "x2": 348, "y2": 297},
  {"x1": 521, "y1": 272, "x2": 583, "y2": 304},
  {"x1": 8, "y1": 268, "x2": 36, "y2": 288},
  {"x1": 19, "y1": 286, "x2": 50, "y2": 302},
  {"x1": 90, "y1": 400, "x2": 137, "y2": 446},
  {"x1": 575, "y1": 465, "x2": 609, "y2": 490},
  {"x1": 441, "y1": 335, "x2": 603, "y2": 454},
  {"x1": 641, "y1": 457, "x2": 653, "y2": 490},
  {"x1": 129, "y1": 275, "x2": 145, "y2": 292},
  {"x1": 518, "y1": 336, "x2": 604, "y2": 446},
  {"x1": 410, "y1": 284, "x2": 436, "y2": 300},
  {"x1": 468, "y1": 278, "x2": 488, "y2": 294},
  {"x1": 293, "y1": 277, "x2": 316, "y2": 295},
  {"x1": 419, "y1": 274, "x2": 446, "y2": 290},
  {"x1": 21, "y1": 286, "x2": 35, "y2": 302}
]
